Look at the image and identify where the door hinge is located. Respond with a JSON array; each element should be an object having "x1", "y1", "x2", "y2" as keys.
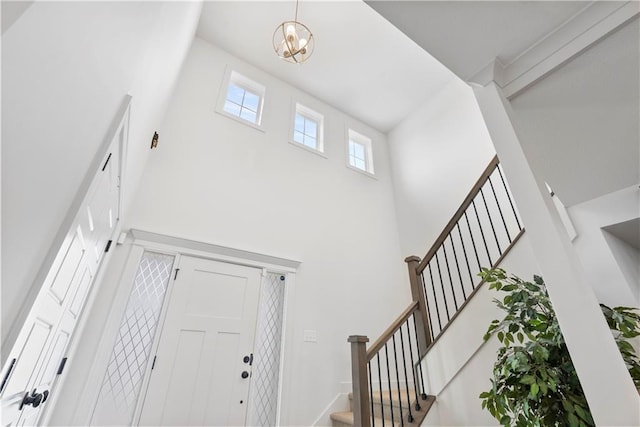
[
  {"x1": 104, "y1": 240, "x2": 113, "y2": 253},
  {"x1": 151, "y1": 356, "x2": 157, "y2": 370},
  {"x1": 57, "y1": 357, "x2": 68, "y2": 375},
  {"x1": 0, "y1": 358, "x2": 17, "y2": 393},
  {"x1": 174, "y1": 268, "x2": 180, "y2": 280},
  {"x1": 101, "y1": 153, "x2": 112, "y2": 171}
]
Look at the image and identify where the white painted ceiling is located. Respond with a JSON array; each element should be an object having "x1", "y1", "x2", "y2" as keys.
[
  {"x1": 366, "y1": 0, "x2": 594, "y2": 82},
  {"x1": 196, "y1": 0, "x2": 458, "y2": 133},
  {"x1": 197, "y1": 1, "x2": 628, "y2": 135}
]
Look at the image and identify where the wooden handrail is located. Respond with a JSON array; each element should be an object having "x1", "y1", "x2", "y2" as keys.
[
  {"x1": 366, "y1": 301, "x2": 419, "y2": 360},
  {"x1": 417, "y1": 155, "x2": 500, "y2": 273}
]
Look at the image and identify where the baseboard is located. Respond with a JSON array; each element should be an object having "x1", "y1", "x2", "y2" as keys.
[{"x1": 312, "y1": 393, "x2": 350, "y2": 427}]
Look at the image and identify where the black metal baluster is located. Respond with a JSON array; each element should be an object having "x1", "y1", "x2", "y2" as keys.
[
  {"x1": 399, "y1": 324, "x2": 415, "y2": 422},
  {"x1": 488, "y1": 174, "x2": 512, "y2": 244},
  {"x1": 369, "y1": 361, "x2": 375, "y2": 426},
  {"x1": 377, "y1": 353, "x2": 384, "y2": 424},
  {"x1": 405, "y1": 322, "x2": 421, "y2": 411},
  {"x1": 448, "y1": 234, "x2": 467, "y2": 300},
  {"x1": 457, "y1": 223, "x2": 475, "y2": 290},
  {"x1": 480, "y1": 187, "x2": 502, "y2": 255},
  {"x1": 497, "y1": 165, "x2": 522, "y2": 231},
  {"x1": 427, "y1": 263, "x2": 443, "y2": 333},
  {"x1": 420, "y1": 272, "x2": 435, "y2": 340},
  {"x1": 472, "y1": 199, "x2": 493, "y2": 266},
  {"x1": 411, "y1": 313, "x2": 427, "y2": 399},
  {"x1": 464, "y1": 211, "x2": 482, "y2": 277},
  {"x1": 441, "y1": 243, "x2": 459, "y2": 312},
  {"x1": 384, "y1": 344, "x2": 395, "y2": 426},
  {"x1": 435, "y1": 251, "x2": 452, "y2": 323},
  {"x1": 392, "y1": 335, "x2": 405, "y2": 426}
]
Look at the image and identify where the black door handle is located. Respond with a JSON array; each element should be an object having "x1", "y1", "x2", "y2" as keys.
[
  {"x1": 241, "y1": 371, "x2": 249, "y2": 379},
  {"x1": 19, "y1": 388, "x2": 48, "y2": 410}
]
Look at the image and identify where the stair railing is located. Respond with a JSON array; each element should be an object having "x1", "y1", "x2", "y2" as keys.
[
  {"x1": 410, "y1": 155, "x2": 523, "y2": 347},
  {"x1": 348, "y1": 156, "x2": 524, "y2": 426}
]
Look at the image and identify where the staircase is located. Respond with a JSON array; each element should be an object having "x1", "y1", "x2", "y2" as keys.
[
  {"x1": 333, "y1": 156, "x2": 524, "y2": 426},
  {"x1": 331, "y1": 390, "x2": 435, "y2": 427}
]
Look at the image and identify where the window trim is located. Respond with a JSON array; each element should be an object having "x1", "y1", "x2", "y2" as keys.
[
  {"x1": 216, "y1": 68, "x2": 266, "y2": 132},
  {"x1": 289, "y1": 102, "x2": 325, "y2": 157},
  {"x1": 346, "y1": 128, "x2": 375, "y2": 177}
]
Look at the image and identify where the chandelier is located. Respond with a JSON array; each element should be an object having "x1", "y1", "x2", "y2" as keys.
[{"x1": 273, "y1": 0, "x2": 314, "y2": 64}]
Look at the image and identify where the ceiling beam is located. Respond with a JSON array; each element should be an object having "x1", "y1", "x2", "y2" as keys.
[{"x1": 468, "y1": 1, "x2": 639, "y2": 98}]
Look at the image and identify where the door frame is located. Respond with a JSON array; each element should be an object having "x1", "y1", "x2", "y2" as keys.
[{"x1": 84, "y1": 229, "x2": 300, "y2": 426}]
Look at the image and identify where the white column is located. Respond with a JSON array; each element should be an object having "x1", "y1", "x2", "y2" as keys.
[{"x1": 473, "y1": 82, "x2": 639, "y2": 425}]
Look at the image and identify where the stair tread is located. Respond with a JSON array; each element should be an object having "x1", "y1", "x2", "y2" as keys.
[{"x1": 331, "y1": 395, "x2": 436, "y2": 426}]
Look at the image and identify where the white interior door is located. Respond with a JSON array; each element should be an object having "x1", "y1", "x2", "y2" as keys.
[
  {"x1": 138, "y1": 257, "x2": 261, "y2": 426},
  {"x1": 0, "y1": 134, "x2": 122, "y2": 426}
]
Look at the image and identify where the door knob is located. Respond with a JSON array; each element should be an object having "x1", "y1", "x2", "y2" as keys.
[
  {"x1": 242, "y1": 353, "x2": 253, "y2": 365},
  {"x1": 241, "y1": 371, "x2": 249, "y2": 379},
  {"x1": 19, "y1": 388, "x2": 48, "y2": 410}
]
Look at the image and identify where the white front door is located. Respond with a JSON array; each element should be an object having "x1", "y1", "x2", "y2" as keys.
[
  {"x1": 0, "y1": 132, "x2": 122, "y2": 426},
  {"x1": 138, "y1": 257, "x2": 261, "y2": 426}
]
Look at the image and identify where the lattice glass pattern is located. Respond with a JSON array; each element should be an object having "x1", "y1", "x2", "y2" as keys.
[
  {"x1": 248, "y1": 273, "x2": 286, "y2": 426},
  {"x1": 90, "y1": 251, "x2": 174, "y2": 426}
]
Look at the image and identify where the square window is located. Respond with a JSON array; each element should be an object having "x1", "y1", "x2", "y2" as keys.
[
  {"x1": 290, "y1": 103, "x2": 324, "y2": 154},
  {"x1": 218, "y1": 70, "x2": 266, "y2": 129},
  {"x1": 347, "y1": 129, "x2": 374, "y2": 175}
]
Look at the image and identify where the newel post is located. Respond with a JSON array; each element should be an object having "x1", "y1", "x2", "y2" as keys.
[
  {"x1": 405, "y1": 256, "x2": 432, "y2": 354},
  {"x1": 348, "y1": 335, "x2": 370, "y2": 427}
]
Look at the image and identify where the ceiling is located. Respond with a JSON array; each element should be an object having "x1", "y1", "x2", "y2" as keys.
[
  {"x1": 366, "y1": 1, "x2": 594, "y2": 82},
  {"x1": 604, "y1": 218, "x2": 640, "y2": 251},
  {"x1": 197, "y1": 1, "x2": 629, "y2": 134},
  {"x1": 196, "y1": 0, "x2": 457, "y2": 133}
]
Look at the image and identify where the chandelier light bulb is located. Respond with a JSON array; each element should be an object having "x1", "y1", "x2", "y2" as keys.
[{"x1": 285, "y1": 23, "x2": 296, "y2": 41}]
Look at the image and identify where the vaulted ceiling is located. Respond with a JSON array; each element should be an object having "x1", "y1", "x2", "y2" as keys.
[
  {"x1": 196, "y1": 0, "x2": 457, "y2": 133},
  {"x1": 196, "y1": 1, "x2": 622, "y2": 134}
]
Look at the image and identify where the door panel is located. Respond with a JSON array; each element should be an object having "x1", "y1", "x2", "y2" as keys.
[
  {"x1": 161, "y1": 330, "x2": 206, "y2": 426},
  {"x1": 139, "y1": 258, "x2": 261, "y2": 426},
  {"x1": 1, "y1": 321, "x2": 52, "y2": 399},
  {"x1": 68, "y1": 265, "x2": 93, "y2": 319},
  {"x1": 48, "y1": 232, "x2": 85, "y2": 304}
]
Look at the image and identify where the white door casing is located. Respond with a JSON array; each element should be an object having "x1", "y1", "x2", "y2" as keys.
[
  {"x1": 0, "y1": 102, "x2": 127, "y2": 426},
  {"x1": 138, "y1": 256, "x2": 262, "y2": 426}
]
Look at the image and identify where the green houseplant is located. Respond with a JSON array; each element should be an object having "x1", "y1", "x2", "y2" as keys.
[{"x1": 478, "y1": 268, "x2": 640, "y2": 427}]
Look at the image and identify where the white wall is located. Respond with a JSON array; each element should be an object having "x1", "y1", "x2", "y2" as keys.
[
  {"x1": 1, "y1": 1, "x2": 202, "y2": 353},
  {"x1": 387, "y1": 78, "x2": 497, "y2": 258},
  {"x1": 568, "y1": 185, "x2": 640, "y2": 307},
  {"x1": 509, "y1": 18, "x2": 639, "y2": 208},
  {"x1": 422, "y1": 234, "x2": 540, "y2": 426},
  {"x1": 118, "y1": 38, "x2": 410, "y2": 425}
]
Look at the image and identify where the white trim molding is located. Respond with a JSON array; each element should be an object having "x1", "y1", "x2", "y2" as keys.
[
  {"x1": 468, "y1": 1, "x2": 639, "y2": 98},
  {"x1": 129, "y1": 229, "x2": 301, "y2": 272}
]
